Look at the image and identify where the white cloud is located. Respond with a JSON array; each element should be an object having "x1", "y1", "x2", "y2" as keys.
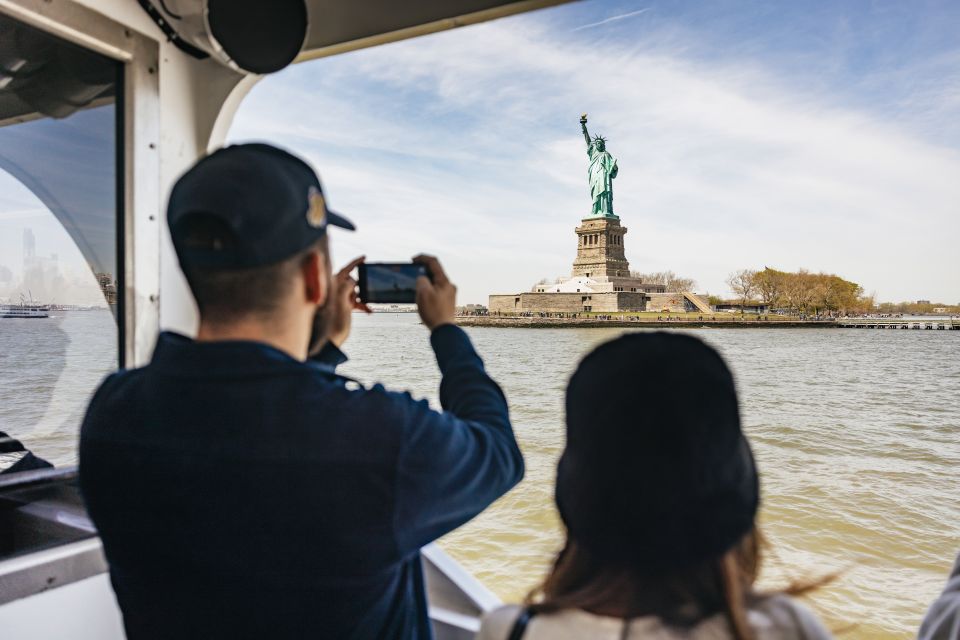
[
  {"x1": 571, "y1": 7, "x2": 652, "y2": 32},
  {"x1": 232, "y1": 14, "x2": 960, "y2": 304}
]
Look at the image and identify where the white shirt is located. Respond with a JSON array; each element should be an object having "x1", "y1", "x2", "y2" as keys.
[
  {"x1": 477, "y1": 595, "x2": 834, "y2": 640},
  {"x1": 919, "y1": 551, "x2": 960, "y2": 640}
]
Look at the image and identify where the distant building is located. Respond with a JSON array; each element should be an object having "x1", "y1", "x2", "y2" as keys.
[
  {"x1": 23, "y1": 228, "x2": 35, "y2": 261},
  {"x1": 460, "y1": 303, "x2": 488, "y2": 315},
  {"x1": 20, "y1": 228, "x2": 61, "y2": 302},
  {"x1": 916, "y1": 300, "x2": 931, "y2": 305},
  {"x1": 714, "y1": 301, "x2": 769, "y2": 314},
  {"x1": 95, "y1": 272, "x2": 117, "y2": 305}
]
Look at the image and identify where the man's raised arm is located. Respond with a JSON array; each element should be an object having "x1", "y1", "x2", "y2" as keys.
[{"x1": 389, "y1": 255, "x2": 524, "y2": 553}]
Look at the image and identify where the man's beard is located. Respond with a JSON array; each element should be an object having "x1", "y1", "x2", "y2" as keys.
[{"x1": 307, "y1": 275, "x2": 336, "y2": 357}]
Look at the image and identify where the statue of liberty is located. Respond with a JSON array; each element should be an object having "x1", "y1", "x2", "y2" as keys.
[{"x1": 580, "y1": 114, "x2": 618, "y2": 217}]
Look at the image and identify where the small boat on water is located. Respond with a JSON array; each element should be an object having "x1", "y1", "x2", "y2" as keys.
[
  {"x1": 1, "y1": 291, "x2": 52, "y2": 319},
  {"x1": 0, "y1": 302, "x2": 51, "y2": 319}
]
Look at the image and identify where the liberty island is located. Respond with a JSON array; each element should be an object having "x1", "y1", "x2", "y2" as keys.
[
  {"x1": 487, "y1": 115, "x2": 712, "y2": 315},
  {"x1": 473, "y1": 118, "x2": 958, "y2": 328}
]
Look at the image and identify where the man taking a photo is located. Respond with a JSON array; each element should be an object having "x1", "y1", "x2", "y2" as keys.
[{"x1": 79, "y1": 143, "x2": 524, "y2": 639}]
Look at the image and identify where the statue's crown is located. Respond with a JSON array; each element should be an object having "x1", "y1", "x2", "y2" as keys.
[{"x1": 592, "y1": 134, "x2": 607, "y2": 145}]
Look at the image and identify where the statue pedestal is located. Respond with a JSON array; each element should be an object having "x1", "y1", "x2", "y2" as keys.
[{"x1": 572, "y1": 216, "x2": 630, "y2": 279}]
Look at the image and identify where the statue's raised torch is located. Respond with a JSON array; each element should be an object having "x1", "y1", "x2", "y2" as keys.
[{"x1": 579, "y1": 114, "x2": 618, "y2": 218}]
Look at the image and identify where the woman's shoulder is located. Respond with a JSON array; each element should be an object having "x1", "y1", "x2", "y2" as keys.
[
  {"x1": 478, "y1": 605, "x2": 642, "y2": 640},
  {"x1": 749, "y1": 594, "x2": 834, "y2": 640},
  {"x1": 477, "y1": 605, "x2": 524, "y2": 640},
  {"x1": 477, "y1": 597, "x2": 833, "y2": 640}
]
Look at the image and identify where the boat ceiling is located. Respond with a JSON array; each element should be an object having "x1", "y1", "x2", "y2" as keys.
[
  {"x1": 0, "y1": 0, "x2": 570, "y2": 125},
  {"x1": 298, "y1": 0, "x2": 571, "y2": 60}
]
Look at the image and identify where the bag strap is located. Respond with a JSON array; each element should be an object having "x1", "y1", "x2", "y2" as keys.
[{"x1": 507, "y1": 608, "x2": 536, "y2": 640}]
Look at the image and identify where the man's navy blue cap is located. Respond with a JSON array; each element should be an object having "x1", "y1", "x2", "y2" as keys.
[{"x1": 168, "y1": 143, "x2": 354, "y2": 269}]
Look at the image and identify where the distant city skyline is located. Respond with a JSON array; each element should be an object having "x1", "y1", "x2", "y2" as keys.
[
  {"x1": 0, "y1": 103, "x2": 116, "y2": 306},
  {"x1": 0, "y1": 223, "x2": 106, "y2": 306}
]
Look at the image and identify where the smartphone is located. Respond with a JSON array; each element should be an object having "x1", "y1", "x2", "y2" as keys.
[{"x1": 358, "y1": 262, "x2": 428, "y2": 304}]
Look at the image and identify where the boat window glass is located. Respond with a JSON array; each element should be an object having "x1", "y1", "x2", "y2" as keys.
[{"x1": 0, "y1": 13, "x2": 121, "y2": 475}]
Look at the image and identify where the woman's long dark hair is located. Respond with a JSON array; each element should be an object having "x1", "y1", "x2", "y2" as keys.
[{"x1": 525, "y1": 527, "x2": 831, "y2": 640}]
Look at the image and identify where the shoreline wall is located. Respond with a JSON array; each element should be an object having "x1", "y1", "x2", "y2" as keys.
[{"x1": 456, "y1": 316, "x2": 838, "y2": 329}]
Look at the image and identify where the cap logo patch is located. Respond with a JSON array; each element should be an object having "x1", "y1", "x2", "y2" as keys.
[{"x1": 306, "y1": 186, "x2": 327, "y2": 228}]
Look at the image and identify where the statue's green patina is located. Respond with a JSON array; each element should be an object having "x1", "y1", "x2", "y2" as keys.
[{"x1": 580, "y1": 113, "x2": 618, "y2": 217}]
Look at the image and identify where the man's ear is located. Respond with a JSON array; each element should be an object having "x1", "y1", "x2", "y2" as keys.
[{"x1": 302, "y1": 251, "x2": 327, "y2": 306}]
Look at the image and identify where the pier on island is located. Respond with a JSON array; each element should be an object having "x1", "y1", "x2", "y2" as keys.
[{"x1": 836, "y1": 317, "x2": 959, "y2": 330}]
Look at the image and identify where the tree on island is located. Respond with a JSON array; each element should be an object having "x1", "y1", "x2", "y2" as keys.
[
  {"x1": 781, "y1": 269, "x2": 815, "y2": 314},
  {"x1": 630, "y1": 270, "x2": 697, "y2": 292},
  {"x1": 753, "y1": 267, "x2": 788, "y2": 308},
  {"x1": 728, "y1": 267, "x2": 873, "y2": 315},
  {"x1": 726, "y1": 269, "x2": 757, "y2": 313}
]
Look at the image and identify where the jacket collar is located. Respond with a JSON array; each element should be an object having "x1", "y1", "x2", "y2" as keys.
[{"x1": 150, "y1": 331, "x2": 310, "y2": 377}]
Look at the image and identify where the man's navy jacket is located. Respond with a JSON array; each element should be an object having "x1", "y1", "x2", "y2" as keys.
[{"x1": 79, "y1": 325, "x2": 523, "y2": 639}]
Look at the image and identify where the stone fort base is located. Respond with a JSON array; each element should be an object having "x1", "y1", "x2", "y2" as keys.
[{"x1": 489, "y1": 291, "x2": 648, "y2": 314}]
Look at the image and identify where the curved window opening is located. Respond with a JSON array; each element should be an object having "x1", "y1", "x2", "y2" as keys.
[
  {"x1": 0, "y1": 13, "x2": 121, "y2": 477},
  {"x1": 224, "y1": 3, "x2": 957, "y2": 637}
]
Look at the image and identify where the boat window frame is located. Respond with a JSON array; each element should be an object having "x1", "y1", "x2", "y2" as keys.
[{"x1": 0, "y1": 0, "x2": 161, "y2": 482}]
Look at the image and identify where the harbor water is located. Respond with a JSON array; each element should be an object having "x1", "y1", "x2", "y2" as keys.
[{"x1": 3, "y1": 310, "x2": 958, "y2": 638}]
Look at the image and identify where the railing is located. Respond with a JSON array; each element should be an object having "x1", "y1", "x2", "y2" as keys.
[
  {"x1": 0, "y1": 470, "x2": 495, "y2": 640},
  {"x1": 837, "y1": 318, "x2": 959, "y2": 330}
]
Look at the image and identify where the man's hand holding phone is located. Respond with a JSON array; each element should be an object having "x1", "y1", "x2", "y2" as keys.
[
  {"x1": 412, "y1": 254, "x2": 456, "y2": 331},
  {"x1": 351, "y1": 255, "x2": 456, "y2": 331},
  {"x1": 327, "y1": 256, "x2": 372, "y2": 347}
]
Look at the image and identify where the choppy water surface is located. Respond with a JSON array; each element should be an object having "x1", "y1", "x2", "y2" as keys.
[
  {"x1": 3, "y1": 311, "x2": 958, "y2": 638},
  {"x1": 341, "y1": 314, "x2": 960, "y2": 639},
  {"x1": 0, "y1": 310, "x2": 116, "y2": 465}
]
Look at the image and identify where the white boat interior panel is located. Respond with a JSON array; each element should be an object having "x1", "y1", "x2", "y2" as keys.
[{"x1": 300, "y1": 0, "x2": 570, "y2": 59}]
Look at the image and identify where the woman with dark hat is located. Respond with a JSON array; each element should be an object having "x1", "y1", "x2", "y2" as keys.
[{"x1": 478, "y1": 333, "x2": 833, "y2": 640}]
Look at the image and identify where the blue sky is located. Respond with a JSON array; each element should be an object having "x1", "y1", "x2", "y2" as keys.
[
  {"x1": 228, "y1": 0, "x2": 960, "y2": 305},
  {"x1": 2, "y1": 0, "x2": 956, "y2": 306}
]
